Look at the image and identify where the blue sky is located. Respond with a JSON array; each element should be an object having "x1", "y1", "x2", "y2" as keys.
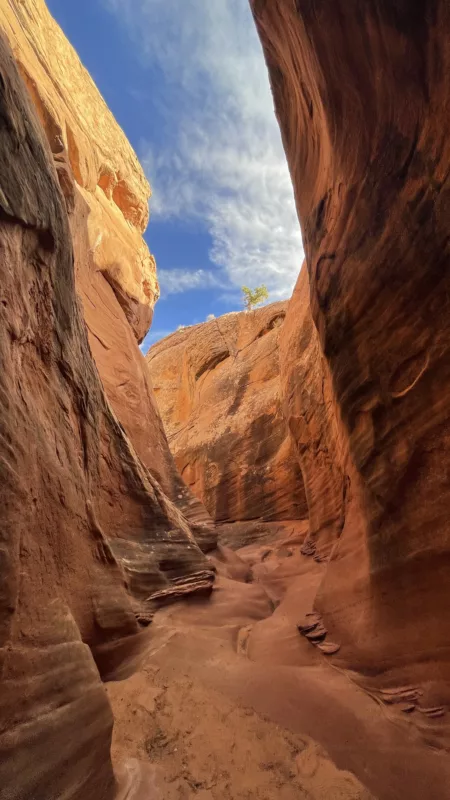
[{"x1": 46, "y1": 0, "x2": 303, "y2": 352}]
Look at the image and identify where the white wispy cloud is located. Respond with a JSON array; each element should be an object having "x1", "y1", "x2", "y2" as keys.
[
  {"x1": 158, "y1": 268, "x2": 229, "y2": 296},
  {"x1": 103, "y1": 0, "x2": 304, "y2": 300}
]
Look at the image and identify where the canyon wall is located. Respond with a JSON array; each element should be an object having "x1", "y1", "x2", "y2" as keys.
[
  {"x1": 0, "y1": 4, "x2": 216, "y2": 798},
  {"x1": 251, "y1": 0, "x2": 450, "y2": 717},
  {"x1": 0, "y1": 0, "x2": 215, "y2": 543},
  {"x1": 280, "y1": 266, "x2": 346, "y2": 559},
  {"x1": 147, "y1": 303, "x2": 307, "y2": 524}
]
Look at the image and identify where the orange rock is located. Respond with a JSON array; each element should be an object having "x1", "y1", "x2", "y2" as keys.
[
  {"x1": 147, "y1": 303, "x2": 307, "y2": 525},
  {"x1": 0, "y1": 10, "x2": 214, "y2": 800},
  {"x1": 252, "y1": 0, "x2": 450, "y2": 701},
  {"x1": 0, "y1": 0, "x2": 215, "y2": 546},
  {"x1": 0, "y1": 0, "x2": 156, "y2": 338},
  {"x1": 280, "y1": 267, "x2": 346, "y2": 560}
]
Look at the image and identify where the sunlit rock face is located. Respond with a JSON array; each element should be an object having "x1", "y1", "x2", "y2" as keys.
[
  {"x1": 0, "y1": 0, "x2": 156, "y2": 337},
  {"x1": 0, "y1": 0, "x2": 216, "y2": 543},
  {"x1": 251, "y1": 0, "x2": 450, "y2": 724},
  {"x1": 0, "y1": 8, "x2": 215, "y2": 800},
  {"x1": 147, "y1": 302, "x2": 308, "y2": 526}
]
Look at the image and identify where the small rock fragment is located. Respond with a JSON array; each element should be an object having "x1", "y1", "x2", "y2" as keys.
[
  {"x1": 297, "y1": 621, "x2": 319, "y2": 634},
  {"x1": 301, "y1": 540, "x2": 316, "y2": 557},
  {"x1": 417, "y1": 706, "x2": 446, "y2": 718},
  {"x1": 380, "y1": 686, "x2": 422, "y2": 704},
  {"x1": 305, "y1": 625, "x2": 327, "y2": 642},
  {"x1": 317, "y1": 641, "x2": 341, "y2": 655}
]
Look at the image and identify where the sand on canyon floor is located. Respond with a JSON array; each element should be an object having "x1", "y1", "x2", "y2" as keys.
[{"x1": 107, "y1": 523, "x2": 450, "y2": 800}]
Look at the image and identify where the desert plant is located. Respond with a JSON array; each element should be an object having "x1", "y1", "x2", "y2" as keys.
[{"x1": 241, "y1": 284, "x2": 269, "y2": 311}]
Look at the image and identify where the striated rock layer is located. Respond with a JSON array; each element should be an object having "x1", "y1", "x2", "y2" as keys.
[
  {"x1": 0, "y1": 0, "x2": 155, "y2": 337},
  {"x1": 280, "y1": 265, "x2": 346, "y2": 558},
  {"x1": 0, "y1": 0, "x2": 215, "y2": 543},
  {"x1": 147, "y1": 303, "x2": 307, "y2": 525},
  {"x1": 0, "y1": 20, "x2": 213, "y2": 800},
  {"x1": 251, "y1": 0, "x2": 450, "y2": 731}
]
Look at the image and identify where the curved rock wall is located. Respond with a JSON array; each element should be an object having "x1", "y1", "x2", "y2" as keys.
[
  {"x1": 279, "y1": 266, "x2": 346, "y2": 558},
  {"x1": 0, "y1": 9, "x2": 215, "y2": 800},
  {"x1": 70, "y1": 188, "x2": 214, "y2": 542},
  {"x1": 147, "y1": 303, "x2": 307, "y2": 524},
  {"x1": 0, "y1": 0, "x2": 215, "y2": 542},
  {"x1": 0, "y1": 0, "x2": 155, "y2": 337},
  {"x1": 251, "y1": 0, "x2": 450, "y2": 707}
]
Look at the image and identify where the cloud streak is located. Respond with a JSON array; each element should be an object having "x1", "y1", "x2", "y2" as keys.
[
  {"x1": 158, "y1": 268, "x2": 229, "y2": 296},
  {"x1": 103, "y1": 0, "x2": 304, "y2": 300}
]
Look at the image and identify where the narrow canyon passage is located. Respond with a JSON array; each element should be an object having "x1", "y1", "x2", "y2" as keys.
[
  {"x1": 107, "y1": 523, "x2": 450, "y2": 800},
  {"x1": 0, "y1": 0, "x2": 449, "y2": 798}
]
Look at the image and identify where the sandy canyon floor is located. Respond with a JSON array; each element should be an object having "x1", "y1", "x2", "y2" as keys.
[{"x1": 107, "y1": 524, "x2": 450, "y2": 800}]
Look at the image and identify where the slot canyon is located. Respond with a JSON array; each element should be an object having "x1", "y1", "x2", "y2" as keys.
[{"x1": 0, "y1": 1, "x2": 449, "y2": 799}]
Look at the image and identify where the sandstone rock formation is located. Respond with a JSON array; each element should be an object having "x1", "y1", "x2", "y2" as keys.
[
  {"x1": 0, "y1": 0, "x2": 215, "y2": 545},
  {"x1": 147, "y1": 303, "x2": 307, "y2": 524},
  {"x1": 0, "y1": 18, "x2": 213, "y2": 800},
  {"x1": 0, "y1": 0, "x2": 155, "y2": 337},
  {"x1": 251, "y1": 0, "x2": 450, "y2": 720},
  {"x1": 280, "y1": 266, "x2": 346, "y2": 558},
  {"x1": 2, "y1": 0, "x2": 450, "y2": 794}
]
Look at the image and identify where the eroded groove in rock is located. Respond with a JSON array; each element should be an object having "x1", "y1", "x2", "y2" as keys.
[
  {"x1": 250, "y1": 0, "x2": 450, "y2": 714},
  {"x1": 280, "y1": 265, "x2": 346, "y2": 560},
  {"x1": 147, "y1": 302, "x2": 308, "y2": 526},
  {"x1": 0, "y1": 24, "x2": 213, "y2": 800}
]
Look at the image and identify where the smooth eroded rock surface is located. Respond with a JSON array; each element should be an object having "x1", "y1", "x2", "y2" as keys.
[
  {"x1": 0, "y1": 0, "x2": 216, "y2": 545},
  {"x1": 280, "y1": 265, "x2": 346, "y2": 558},
  {"x1": 107, "y1": 528, "x2": 450, "y2": 800},
  {"x1": 251, "y1": 0, "x2": 450, "y2": 730},
  {"x1": 0, "y1": 28, "x2": 213, "y2": 800},
  {"x1": 0, "y1": 0, "x2": 156, "y2": 336},
  {"x1": 147, "y1": 303, "x2": 307, "y2": 525}
]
